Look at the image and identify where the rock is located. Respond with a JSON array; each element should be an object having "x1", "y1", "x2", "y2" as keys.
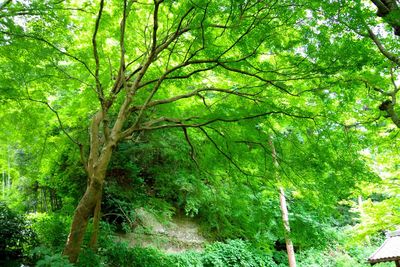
[{"x1": 115, "y1": 208, "x2": 207, "y2": 253}]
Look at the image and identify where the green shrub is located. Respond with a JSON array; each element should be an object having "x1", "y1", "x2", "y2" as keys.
[
  {"x1": 35, "y1": 254, "x2": 73, "y2": 267},
  {"x1": 104, "y1": 241, "x2": 174, "y2": 267},
  {"x1": 29, "y1": 213, "x2": 71, "y2": 251},
  {"x1": 101, "y1": 239, "x2": 277, "y2": 267},
  {"x1": 296, "y1": 248, "x2": 336, "y2": 267},
  {"x1": 295, "y1": 247, "x2": 388, "y2": 267},
  {"x1": 77, "y1": 248, "x2": 103, "y2": 267},
  {"x1": 202, "y1": 239, "x2": 277, "y2": 267},
  {"x1": 0, "y1": 202, "x2": 36, "y2": 263},
  {"x1": 171, "y1": 251, "x2": 203, "y2": 267}
]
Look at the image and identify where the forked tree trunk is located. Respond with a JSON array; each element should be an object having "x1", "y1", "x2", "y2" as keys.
[
  {"x1": 63, "y1": 177, "x2": 104, "y2": 263},
  {"x1": 63, "y1": 107, "x2": 117, "y2": 262}
]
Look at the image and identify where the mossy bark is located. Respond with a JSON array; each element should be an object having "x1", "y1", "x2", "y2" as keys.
[{"x1": 63, "y1": 178, "x2": 103, "y2": 263}]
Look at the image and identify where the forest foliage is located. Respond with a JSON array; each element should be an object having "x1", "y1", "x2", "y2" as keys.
[{"x1": 0, "y1": 0, "x2": 400, "y2": 266}]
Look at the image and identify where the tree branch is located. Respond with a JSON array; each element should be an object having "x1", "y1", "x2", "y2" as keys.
[
  {"x1": 218, "y1": 62, "x2": 297, "y2": 96},
  {"x1": 0, "y1": 0, "x2": 12, "y2": 11},
  {"x1": 198, "y1": 127, "x2": 251, "y2": 176},
  {"x1": 182, "y1": 127, "x2": 198, "y2": 166},
  {"x1": 14, "y1": 96, "x2": 87, "y2": 170},
  {"x1": 131, "y1": 86, "x2": 263, "y2": 112},
  {"x1": 136, "y1": 111, "x2": 317, "y2": 131},
  {"x1": 0, "y1": 30, "x2": 95, "y2": 78},
  {"x1": 367, "y1": 28, "x2": 400, "y2": 65},
  {"x1": 92, "y1": 0, "x2": 105, "y2": 102},
  {"x1": 87, "y1": 111, "x2": 103, "y2": 175},
  {"x1": 370, "y1": 0, "x2": 400, "y2": 35}
]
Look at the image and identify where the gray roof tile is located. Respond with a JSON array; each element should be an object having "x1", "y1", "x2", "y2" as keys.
[{"x1": 368, "y1": 235, "x2": 400, "y2": 264}]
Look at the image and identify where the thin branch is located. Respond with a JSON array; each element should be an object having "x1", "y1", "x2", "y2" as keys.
[
  {"x1": 26, "y1": 99, "x2": 80, "y2": 146},
  {"x1": 151, "y1": 0, "x2": 162, "y2": 53},
  {"x1": 0, "y1": 0, "x2": 12, "y2": 11},
  {"x1": 218, "y1": 62, "x2": 297, "y2": 96},
  {"x1": 367, "y1": 28, "x2": 400, "y2": 66},
  {"x1": 127, "y1": 70, "x2": 170, "y2": 135},
  {"x1": 131, "y1": 86, "x2": 262, "y2": 112},
  {"x1": 390, "y1": 66, "x2": 399, "y2": 106},
  {"x1": 154, "y1": 6, "x2": 194, "y2": 55},
  {"x1": 182, "y1": 127, "x2": 198, "y2": 166},
  {"x1": 136, "y1": 111, "x2": 317, "y2": 131},
  {"x1": 199, "y1": 127, "x2": 251, "y2": 176},
  {"x1": 92, "y1": 0, "x2": 105, "y2": 101},
  {"x1": 0, "y1": 30, "x2": 95, "y2": 78},
  {"x1": 50, "y1": 62, "x2": 94, "y2": 88},
  {"x1": 14, "y1": 96, "x2": 87, "y2": 170}
]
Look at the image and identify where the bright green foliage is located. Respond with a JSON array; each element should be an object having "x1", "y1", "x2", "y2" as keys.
[
  {"x1": 84, "y1": 239, "x2": 276, "y2": 267},
  {"x1": 70, "y1": 236, "x2": 387, "y2": 267},
  {"x1": 0, "y1": 0, "x2": 399, "y2": 265},
  {"x1": 35, "y1": 252, "x2": 74, "y2": 267},
  {"x1": 201, "y1": 240, "x2": 276, "y2": 267},
  {"x1": 29, "y1": 213, "x2": 71, "y2": 251},
  {"x1": 103, "y1": 242, "x2": 174, "y2": 267}
]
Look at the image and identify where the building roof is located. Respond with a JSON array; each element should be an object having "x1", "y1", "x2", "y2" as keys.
[{"x1": 368, "y1": 231, "x2": 400, "y2": 264}]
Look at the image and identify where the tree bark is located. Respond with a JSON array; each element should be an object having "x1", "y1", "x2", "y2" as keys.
[
  {"x1": 89, "y1": 190, "x2": 103, "y2": 250},
  {"x1": 269, "y1": 137, "x2": 297, "y2": 267},
  {"x1": 63, "y1": 178, "x2": 104, "y2": 263},
  {"x1": 62, "y1": 105, "x2": 118, "y2": 262},
  {"x1": 2, "y1": 170, "x2": 4, "y2": 198},
  {"x1": 279, "y1": 187, "x2": 297, "y2": 267},
  {"x1": 370, "y1": 0, "x2": 400, "y2": 35}
]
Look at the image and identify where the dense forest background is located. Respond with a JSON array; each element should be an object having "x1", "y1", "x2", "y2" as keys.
[{"x1": 0, "y1": 0, "x2": 400, "y2": 266}]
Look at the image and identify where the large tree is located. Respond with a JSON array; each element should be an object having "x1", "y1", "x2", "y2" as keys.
[{"x1": 0, "y1": 0, "x2": 323, "y2": 262}]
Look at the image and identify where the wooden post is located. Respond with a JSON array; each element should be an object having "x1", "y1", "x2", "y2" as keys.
[
  {"x1": 395, "y1": 260, "x2": 400, "y2": 267},
  {"x1": 270, "y1": 137, "x2": 297, "y2": 267}
]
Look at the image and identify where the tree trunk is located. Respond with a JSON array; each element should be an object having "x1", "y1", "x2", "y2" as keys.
[
  {"x1": 6, "y1": 146, "x2": 11, "y2": 190},
  {"x1": 7, "y1": 145, "x2": 11, "y2": 190},
  {"x1": 63, "y1": 178, "x2": 104, "y2": 263},
  {"x1": 43, "y1": 188, "x2": 48, "y2": 212},
  {"x1": 2, "y1": 170, "x2": 4, "y2": 198},
  {"x1": 279, "y1": 187, "x2": 297, "y2": 267},
  {"x1": 63, "y1": 109, "x2": 117, "y2": 262},
  {"x1": 269, "y1": 137, "x2": 297, "y2": 267},
  {"x1": 89, "y1": 190, "x2": 103, "y2": 250}
]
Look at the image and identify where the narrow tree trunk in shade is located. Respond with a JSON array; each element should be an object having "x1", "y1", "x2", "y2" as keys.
[
  {"x1": 7, "y1": 147, "x2": 11, "y2": 190},
  {"x1": 43, "y1": 188, "x2": 48, "y2": 212},
  {"x1": 269, "y1": 138, "x2": 297, "y2": 267},
  {"x1": 2, "y1": 170, "x2": 4, "y2": 198}
]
